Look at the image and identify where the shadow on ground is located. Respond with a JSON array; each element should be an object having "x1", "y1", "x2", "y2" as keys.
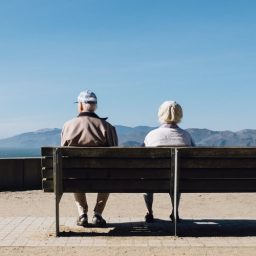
[
  {"x1": 179, "y1": 219, "x2": 256, "y2": 237},
  {"x1": 56, "y1": 218, "x2": 256, "y2": 237}
]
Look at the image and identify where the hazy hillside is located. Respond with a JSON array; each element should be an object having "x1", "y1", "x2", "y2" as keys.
[
  {"x1": 188, "y1": 128, "x2": 256, "y2": 146},
  {"x1": 1, "y1": 126, "x2": 256, "y2": 148},
  {"x1": 116, "y1": 125, "x2": 154, "y2": 146},
  {"x1": 0, "y1": 128, "x2": 61, "y2": 148}
]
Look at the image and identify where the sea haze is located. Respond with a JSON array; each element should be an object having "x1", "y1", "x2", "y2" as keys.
[
  {"x1": 0, "y1": 148, "x2": 40, "y2": 158},
  {"x1": 0, "y1": 126, "x2": 256, "y2": 157}
]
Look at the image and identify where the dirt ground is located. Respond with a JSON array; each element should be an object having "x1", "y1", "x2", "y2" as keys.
[{"x1": 1, "y1": 190, "x2": 256, "y2": 219}]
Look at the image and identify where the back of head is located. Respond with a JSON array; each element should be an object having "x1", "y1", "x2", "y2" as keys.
[
  {"x1": 76, "y1": 90, "x2": 97, "y2": 104},
  {"x1": 158, "y1": 101, "x2": 183, "y2": 124},
  {"x1": 76, "y1": 90, "x2": 97, "y2": 112}
]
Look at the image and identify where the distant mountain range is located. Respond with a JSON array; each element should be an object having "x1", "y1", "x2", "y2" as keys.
[{"x1": 0, "y1": 126, "x2": 256, "y2": 148}]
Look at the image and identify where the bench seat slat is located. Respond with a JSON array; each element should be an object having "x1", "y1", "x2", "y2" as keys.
[
  {"x1": 42, "y1": 158, "x2": 172, "y2": 169},
  {"x1": 42, "y1": 168, "x2": 171, "y2": 179},
  {"x1": 43, "y1": 179, "x2": 170, "y2": 193},
  {"x1": 179, "y1": 147, "x2": 256, "y2": 158},
  {"x1": 62, "y1": 158, "x2": 171, "y2": 169},
  {"x1": 180, "y1": 158, "x2": 256, "y2": 169},
  {"x1": 180, "y1": 168, "x2": 256, "y2": 179},
  {"x1": 180, "y1": 178, "x2": 256, "y2": 193},
  {"x1": 41, "y1": 147, "x2": 173, "y2": 158}
]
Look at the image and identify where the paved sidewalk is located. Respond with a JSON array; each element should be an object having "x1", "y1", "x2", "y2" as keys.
[{"x1": 0, "y1": 217, "x2": 256, "y2": 247}]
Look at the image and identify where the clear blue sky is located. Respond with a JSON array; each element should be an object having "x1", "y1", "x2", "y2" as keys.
[{"x1": 0, "y1": 0, "x2": 256, "y2": 138}]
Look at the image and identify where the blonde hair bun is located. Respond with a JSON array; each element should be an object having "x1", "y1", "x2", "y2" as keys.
[{"x1": 158, "y1": 101, "x2": 183, "y2": 124}]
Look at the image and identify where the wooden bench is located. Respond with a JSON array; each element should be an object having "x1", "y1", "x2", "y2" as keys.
[
  {"x1": 41, "y1": 146, "x2": 176, "y2": 236},
  {"x1": 41, "y1": 146, "x2": 256, "y2": 236}
]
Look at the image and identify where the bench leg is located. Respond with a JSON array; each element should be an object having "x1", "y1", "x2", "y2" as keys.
[
  {"x1": 55, "y1": 194, "x2": 60, "y2": 237},
  {"x1": 53, "y1": 148, "x2": 63, "y2": 237},
  {"x1": 174, "y1": 148, "x2": 178, "y2": 237}
]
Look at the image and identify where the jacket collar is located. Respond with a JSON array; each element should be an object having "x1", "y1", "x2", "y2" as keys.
[
  {"x1": 160, "y1": 123, "x2": 179, "y2": 128},
  {"x1": 78, "y1": 111, "x2": 108, "y2": 120}
]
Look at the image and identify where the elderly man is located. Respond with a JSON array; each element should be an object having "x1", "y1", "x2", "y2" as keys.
[{"x1": 61, "y1": 90, "x2": 118, "y2": 227}]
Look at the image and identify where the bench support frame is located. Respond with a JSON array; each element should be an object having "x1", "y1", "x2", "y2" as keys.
[
  {"x1": 51, "y1": 147, "x2": 178, "y2": 237},
  {"x1": 53, "y1": 148, "x2": 63, "y2": 236}
]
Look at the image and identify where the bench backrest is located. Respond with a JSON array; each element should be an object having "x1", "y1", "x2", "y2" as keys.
[
  {"x1": 41, "y1": 147, "x2": 256, "y2": 194},
  {"x1": 178, "y1": 147, "x2": 256, "y2": 193},
  {"x1": 41, "y1": 147, "x2": 174, "y2": 193}
]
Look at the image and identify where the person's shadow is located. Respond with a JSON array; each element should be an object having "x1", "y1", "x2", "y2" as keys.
[{"x1": 57, "y1": 218, "x2": 256, "y2": 237}]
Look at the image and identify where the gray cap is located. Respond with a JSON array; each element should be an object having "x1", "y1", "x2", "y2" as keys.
[{"x1": 75, "y1": 90, "x2": 97, "y2": 103}]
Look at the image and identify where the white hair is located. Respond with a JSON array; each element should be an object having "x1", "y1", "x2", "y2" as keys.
[
  {"x1": 158, "y1": 101, "x2": 183, "y2": 124},
  {"x1": 83, "y1": 102, "x2": 97, "y2": 112}
]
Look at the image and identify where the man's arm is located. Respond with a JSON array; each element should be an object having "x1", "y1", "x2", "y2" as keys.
[
  {"x1": 107, "y1": 125, "x2": 118, "y2": 146},
  {"x1": 61, "y1": 129, "x2": 66, "y2": 146}
]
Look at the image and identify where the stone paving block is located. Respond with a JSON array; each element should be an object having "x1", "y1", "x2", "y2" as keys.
[
  {"x1": 186, "y1": 237, "x2": 205, "y2": 247},
  {"x1": 133, "y1": 238, "x2": 149, "y2": 247},
  {"x1": 0, "y1": 234, "x2": 7, "y2": 240},
  {"x1": 233, "y1": 237, "x2": 256, "y2": 246},
  {"x1": 52, "y1": 237, "x2": 69, "y2": 246},
  {"x1": 0, "y1": 239, "x2": 15, "y2": 246},
  {"x1": 148, "y1": 239, "x2": 163, "y2": 247},
  {"x1": 80, "y1": 238, "x2": 95, "y2": 246},
  {"x1": 210, "y1": 239, "x2": 233, "y2": 247},
  {"x1": 172, "y1": 237, "x2": 191, "y2": 247},
  {"x1": 26, "y1": 240, "x2": 40, "y2": 246},
  {"x1": 161, "y1": 239, "x2": 177, "y2": 247},
  {"x1": 0, "y1": 216, "x2": 256, "y2": 248},
  {"x1": 67, "y1": 237, "x2": 82, "y2": 243},
  {"x1": 94, "y1": 238, "x2": 107, "y2": 246},
  {"x1": 63, "y1": 217, "x2": 75, "y2": 227},
  {"x1": 115, "y1": 237, "x2": 135, "y2": 246},
  {"x1": 11, "y1": 239, "x2": 28, "y2": 246},
  {"x1": 198, "y1": 237, "x2": 217, "y2": 247}
]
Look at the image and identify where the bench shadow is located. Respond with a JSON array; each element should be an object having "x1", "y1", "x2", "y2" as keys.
[
  {"x1": 59, "y1": 219, "x2": 173, "y2": 237},
  {"x1": 58, "y1": 218, "x2": 256, "y2": 237},
  {"x1": 178, "y1": 219, "x2": 256, "y2": 237}
]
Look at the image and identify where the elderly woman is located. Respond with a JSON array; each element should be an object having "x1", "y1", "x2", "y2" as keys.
[{"x1": 143, "y1": 100, "x2": 195, "y2": 223}]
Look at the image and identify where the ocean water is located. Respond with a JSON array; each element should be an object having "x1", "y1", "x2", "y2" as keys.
[{"x1": 0, "y1": 148, "x2": 41, "y2": 158}]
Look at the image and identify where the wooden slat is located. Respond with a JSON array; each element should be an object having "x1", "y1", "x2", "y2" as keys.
[
  {"x1": 62, "y1": 158, "x2": 171, "y2": 169},
  {"x1": 179, "y1": 179, "x2": 256, "y2": 193},
  {"x1": 180, "y1": 158, "x2": 256, "y2": 169},
  {"x1": 179, "y1": 147, "x2": 256, "y2": 158},
  {"x1": 41, "y1": 147, "x2": 55, "y2": 157},
  {"x1": 42, "y1": 147, "x2": 173, "y2": 158},
  {"x1": 42, "y1": 147, "x2": 256, "y2": 195},
  {"x1": 42, "y1": 168, "x2": 171, "y2": 179},
  {"x1": 42, "y1": 157, "x2": 172, "y2": 169},
  {"x1": 180, "y1": 168, "x2": 256, "y2": 179},
  {"x1": 61, "y1": 147, "x2": 173, "y2": 158},
  {"x1": 43, "y1": 179, "x2": 170, "y2": 193},
  {"x1": 42, "y1": 157, "x2": 53, "y2": 169},
  {"x1": 42, "y1": 147, "x2": 256, "y2": 158}
]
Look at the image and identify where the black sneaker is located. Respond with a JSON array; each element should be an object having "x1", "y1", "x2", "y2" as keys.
[
  {"x1": 77, "y1": 213, "x2": 88, "y2": 227},
  {"x1": 92, "y1": 214, "x2": 107, "y2": 227},
  {"x1": 145, "y1": 212, "x2": 154, "y2": 223}
]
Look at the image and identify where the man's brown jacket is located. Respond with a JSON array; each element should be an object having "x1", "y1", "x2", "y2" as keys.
[{"x1": 61, "y1": 112, "x2": 118, "y2": 147}]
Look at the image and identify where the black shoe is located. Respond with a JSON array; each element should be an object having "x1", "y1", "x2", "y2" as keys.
[
  {"x1": 170, "y1": 212, "x2": 181, "y2": 223},
  {"x1": 77, "y1": 213, "x2": 88, "y2": 227},
  {"x1": 92, "y1": 214, "x2": 107, "y2": 227},
  {"x1": 145, "y1": 213, "x2": 154, "y2": 223}
]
